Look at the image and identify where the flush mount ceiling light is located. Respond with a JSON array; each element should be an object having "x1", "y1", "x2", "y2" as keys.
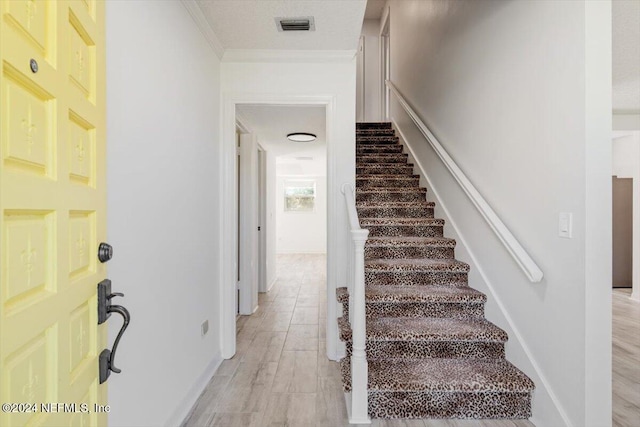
[{"x1": 287, "y1": 132, "x2": 316, "y2": 142}]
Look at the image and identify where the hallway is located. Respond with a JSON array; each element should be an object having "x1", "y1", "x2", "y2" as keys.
[
  {"x1": 183, "y1": 254, "x2": 535, "y2": 427},
  {"x1": 183, "y1": 254, "x2": 347, "y2": 426}
]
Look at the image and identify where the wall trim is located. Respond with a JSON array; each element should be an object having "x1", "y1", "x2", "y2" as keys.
[
  {"x1": 165, "y1": 352, "x2": 222, "y2": 427},
  {"x1": 222, "y1": 49, "x2": 357, "y2": 63},
  {"x1": 180, "y1": 0, "x2": 225, "y2": 59},
  {"x1": 393, "y1": 118, "x2": 572, "y2": 426}
]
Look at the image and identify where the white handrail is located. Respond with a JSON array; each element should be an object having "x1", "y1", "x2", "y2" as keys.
[
  {"x1": 341, "y1": 183, "x2": 363, "y2": 230},
  {"x1": 340, "y1": 183, "x2": 370, "y2": 424},
  {"x1": 386, "y1": 80, "x2": 544, "y2": 283}
]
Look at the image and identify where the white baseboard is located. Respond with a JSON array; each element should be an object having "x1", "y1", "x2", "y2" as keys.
[
  {"x1": 266, "y1": 276, "x2": 277, "y2": 292},
  {"x1": 165, "y1": 353, "x2": 223, "y2": 427}
]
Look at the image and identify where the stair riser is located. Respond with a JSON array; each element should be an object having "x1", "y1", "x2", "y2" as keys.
[
  {"x1": 357, "y1": 191, "x2": 426, "y2": 203},
  {"x1": 358, "y1": 207, "x2": 434, "y2": 218},
  {"x1": 356, "y1": 178, "x2": 420, "y2": 188},
  {"x1": 356, "y1": 166, "x2": 414, "y2": 175},
  {"x1": 342, "y1": 302, "x2": 485, "y2": 320},
  {"x1": 357, "y1": 155, "x2": 408, "y2": 164},
  {"x1": 366, "y1": 225, "x2": 444, "y2": 238},
  {"x1": 368, "y1": 391, "x2": 532, "y2": 419},
  {"x1": 356, "y1": 123, "x2": 393, "y2": 130},
  {"x1": 344, "y1": 341, "x2": 505, "y2": 360},
  {"x1": 356, "y1": 129, "x2": 395, "y2": 136},
  {"x1": 357, "y1": 137, "x2": 400, "y2": 144},
  {"x1": 356, "y1": 145, "x2": 403, "y2": 154},
  {"x1": 365, "y1": 246, "x2": 455, "y2": 260},
  {"x1": 364, "y1": 271, "x2": 468, "y2": 287}
]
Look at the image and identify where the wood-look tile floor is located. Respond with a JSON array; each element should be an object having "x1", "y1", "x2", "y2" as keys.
[
  {"x1": 183, "y1": 254, "x2": 534, "y2": 427},
  {"x1": 613, "y1": 288, "x2": 640, "y2": 427}
]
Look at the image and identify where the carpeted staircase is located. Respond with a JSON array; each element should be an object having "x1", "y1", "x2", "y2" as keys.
[{"x1": 337, "y1": 122, "x2": 535, "y2": 419}]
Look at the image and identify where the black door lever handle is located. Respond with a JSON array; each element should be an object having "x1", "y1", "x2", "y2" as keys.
[
  {"x1": 104, "y1": 304, "x2": 130, "y2": 374},
  {"x1": 97, "y1": 280, "x2": 132, "y2": 383}
]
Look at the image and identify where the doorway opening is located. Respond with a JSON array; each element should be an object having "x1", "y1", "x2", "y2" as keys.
[{"x1": 233, "y1": 104, "x2": 328, "y2": 348}]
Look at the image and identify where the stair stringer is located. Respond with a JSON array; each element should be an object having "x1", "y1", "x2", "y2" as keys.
[{"x1": 391, "y1": 118, "x2": 572, "y2": 427}]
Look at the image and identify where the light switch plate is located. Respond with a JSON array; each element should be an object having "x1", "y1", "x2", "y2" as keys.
[{"x1": 559, "y1": 212, "x2": 573, "y2": 238}]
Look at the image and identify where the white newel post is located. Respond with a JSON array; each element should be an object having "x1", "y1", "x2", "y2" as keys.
[{"x1": 350, "y1": 228, "x2": 370, "y2": 424}]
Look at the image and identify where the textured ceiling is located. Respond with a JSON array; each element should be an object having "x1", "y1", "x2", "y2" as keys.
[
  {"x1": 196, "y1": 0, "x2": 367, "y2": 50},
  {"x1": 237, "y1": 105, "x2": 327, "y2": 176},
  {"x1": 613, "y1": 0, "x2": 640, "y2": 112}
]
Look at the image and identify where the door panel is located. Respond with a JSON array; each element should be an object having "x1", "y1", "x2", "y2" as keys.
[{"x1": 0, "y1": 1, "x2": 106, "y2": 426}]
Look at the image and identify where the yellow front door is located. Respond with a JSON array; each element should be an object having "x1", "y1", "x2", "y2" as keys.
[{"x1": 0, "y1": 1, "x2": 107, "y2": 426}]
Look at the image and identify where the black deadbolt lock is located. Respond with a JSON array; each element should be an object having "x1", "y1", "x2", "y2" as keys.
[{"x1": 98, "y1": 242, "x2": 113, "y2": 263}]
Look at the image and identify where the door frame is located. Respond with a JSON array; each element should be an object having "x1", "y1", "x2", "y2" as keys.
[
  {"x1": 258, "y1": 145, "x2": 268, "y2": 293},
  {"x1": 238, "y1": 133, "x2": 259, "y2": 314},
  {"x1": 220, "y1": 94, "x2": 338, "y2": 359},
  {"x1": 379, "y1": 7, "x2": 391, "y2": 121}
]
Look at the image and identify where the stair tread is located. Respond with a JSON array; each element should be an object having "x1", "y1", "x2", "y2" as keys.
[
  {"x1": 356, "y1": 128, "x2": 395, "y2": 133},
  {"x1": 360, "y1": 217, "x2": 444, "y2": 226},
  {"x1": 357, "y1": 188, "x2": 426, "y2": 193},
  {"x1": 366, "y1": 358, "x2": 534, "y2": 393},
  {"x1": 357, "y1": 201, "x2": 435, "y2": 208},
  {"x1": 357, "y1": 136, "x2": 399, "y2": 140},
  {"x1": 356, "y1": 122, "x2": 393, "y2": 128},
  {"x1": 366, "y1": 317, "x2": 507, "y2": 342},
  {"x1": 366, "y1": 236, "x2": 456, "y2": 247},
  {"x1": 336, "y1": 285, "x2": 486, "y2": 304},
  {"x1": 365, "y1": 258, "x2": 470, "y2": 272},
  {"x1": 357, "y1": 153, "x2": 406, "y2": 157},
  {"x1": 358, "y1": 163, "x2": 413, "y2": 167},
  {"x1": 357, "y1": 175, "x2": 418, "y2": 179}
]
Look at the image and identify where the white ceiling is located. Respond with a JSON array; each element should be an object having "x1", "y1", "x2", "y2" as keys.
[
  {"x1": 237, "y1": 105, "x2": 327, "y2": 176},
  {"x1": 196, "y1": 0, "x2": 367, "y2": 51},
  {"x1": 613, "y1": 0, "x2": 640, "y2": 113},
  {"x1": 364, "y1": 0, "x2": 386, "y2": 20}
]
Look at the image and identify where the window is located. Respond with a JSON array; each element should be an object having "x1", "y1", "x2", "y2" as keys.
[{"x1": 284, "y1": 179, "x2": 316, "y2": 212}]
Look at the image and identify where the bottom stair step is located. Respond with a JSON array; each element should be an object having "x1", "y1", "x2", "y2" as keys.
[{"x1": 340, "y1": 357, "x2": 534, "y2": 419}]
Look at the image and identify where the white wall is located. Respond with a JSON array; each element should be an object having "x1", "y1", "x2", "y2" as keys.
[
  {"x1": 276, "y1": 174, "x2": 327, "y2": 253},
  {"x1": 106, "y1": 2, "x2": 222, "y2": 426},
  {"x1": 361, "y1": 19, "x2": 381, "y2": 122},
  {"x1": 385, "y1": 1, "x2": 611, "y2": 426},
  {"x1": 613, "y1": 132, "x2": 640, "y2": 300},
  {"x1": 221, "y1": 59, "x2": 356, "y2": 361}
]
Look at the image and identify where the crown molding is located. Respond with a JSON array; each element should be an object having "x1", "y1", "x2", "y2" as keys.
[
  {"x1": 222, "y1": 49, "x2": 357, "y2": 63},
  {"x1": 181, "y1": 0, "x2": 225, "y2": 59}
]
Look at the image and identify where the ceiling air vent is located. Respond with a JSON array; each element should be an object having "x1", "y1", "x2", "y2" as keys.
[{"x1": 276, "y1": 17, "x2": 315, "y2": 32}]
